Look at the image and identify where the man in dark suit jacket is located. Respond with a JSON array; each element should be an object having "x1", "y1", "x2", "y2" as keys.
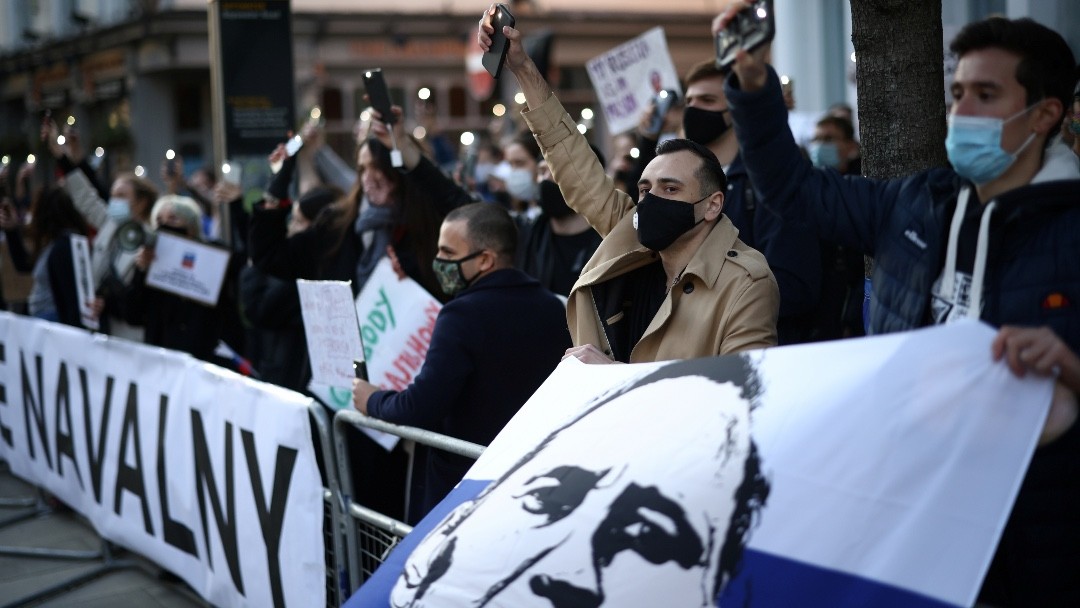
[{"x1": 352, "y1": 202, "x2": 571, "y2": 520}]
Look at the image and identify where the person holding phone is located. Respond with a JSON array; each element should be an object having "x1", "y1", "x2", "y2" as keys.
[
  {"x1": 250, "y1": 104, "x2": 472, "y2": 302},
  {"x1": 42, "y1": 119, "x2": 159, "y2": 341},
  {"x1": 2, "y1": 187, "x2": 92, "y2": 328},
  {"x1": 719, "y1": 3, "x2": 1079, "y2": 604},
  {"x1": 621, "y1": 59, "x2": 824, "y2": 345},
  {"x1": 479, "y1": 5, "x2": 778, "y2": 364}
]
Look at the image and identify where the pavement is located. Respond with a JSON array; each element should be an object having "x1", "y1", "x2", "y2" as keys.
[{"x1": 0, "y1": 463, "x2": 207, "y2": 608}]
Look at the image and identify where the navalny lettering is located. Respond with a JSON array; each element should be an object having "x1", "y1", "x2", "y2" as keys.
[{"x1": 0, "y1": 343, "x2": 300, "y2": 608}]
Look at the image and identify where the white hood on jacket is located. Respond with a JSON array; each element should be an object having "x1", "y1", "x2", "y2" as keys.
[{"x1": 941, "y1": 137, "x2": 1078, "y2": 321}]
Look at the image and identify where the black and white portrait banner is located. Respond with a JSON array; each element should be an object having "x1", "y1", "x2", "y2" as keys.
[{"x1": 350, "y1": 321, "x2": 1051, "y2": 608}]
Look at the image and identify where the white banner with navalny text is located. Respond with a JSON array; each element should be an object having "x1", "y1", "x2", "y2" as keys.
[{"x1": 0, "y1": 313, "x2": 324, "y2": 608}]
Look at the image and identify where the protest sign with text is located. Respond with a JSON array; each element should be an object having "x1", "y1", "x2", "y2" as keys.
[
  {"x1": 352, "y1": 258, "x2": 441, "y2": 394},
  {"x1": 144, "y1": 232, "x2": 230, "y2": 306},
  {"x1": 302, "y1": 261, "x2": 441, "y2": 451},
  {"x1": 69, "y1": 234, "x2": 99, "y2": 330},
  {"x1": 0, "y1": 313, "x2": 324, "y2": 608},
  {"x1": 297, "y1": 280, "x2": 366, "y2": 389},
  {"x1": 585, "y1": 27, "x2": 682, "y2": 134}
]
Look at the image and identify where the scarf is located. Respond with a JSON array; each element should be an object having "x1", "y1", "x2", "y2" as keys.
[{"x1": 353, "y1": 201, "x2": 396, "y2": 291}]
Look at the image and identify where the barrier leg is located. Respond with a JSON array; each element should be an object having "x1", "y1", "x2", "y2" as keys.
[
  {"x1": 0, "y1": 461, "x2": 36, "y2": 520},
  {"x1": 0, "y1": 541, "x2": 138, "y2": 608},
  {"x1": 332, "y1": 412, "x2": 363, "y2": 596},
  {"x1": 0, "y1": 470, "x2": 139, "y2": 607},
  {"x1": 331, "y1": 409, "x2": 484, "y2": 596},
  {"x1": 309, "y1": 402, "x2": 348, "y2": 608}
]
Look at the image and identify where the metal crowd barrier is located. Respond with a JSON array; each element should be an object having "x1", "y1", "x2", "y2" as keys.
[
  {"x1": 332, "y1": 410, "x2": 485, "y2": 597},
  {"x1": 307, "y1": 402, "x2": 349, "y2": 608}
]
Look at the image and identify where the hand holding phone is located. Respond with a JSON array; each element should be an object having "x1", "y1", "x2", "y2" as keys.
[
  {"x1": 362, "y1": 69, "x2": 397, "y2": 125},
  {"x1": 647, "y1": 89, "x2": 679, "y2": 136},
  {"x1": 165, "y1": 149, "x2": 180, "y2": 177},
  {"x1": 222, "y1": 161, "x2": 242, "y2": 186},
  {"x1": 481, "y1": 4, "x2": 516, "y2": 79},
  {"x1": 285, "y1": 134, "x2": 303, "y2": 157},
  {"x1": 714, "y1": 0, "x2": 774, "y2": 74},
  {"x1": 41, "y1": 115, "x2": 64, "y2": 158}
]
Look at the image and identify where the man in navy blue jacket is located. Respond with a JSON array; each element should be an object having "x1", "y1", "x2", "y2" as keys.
[
  {"x1": 719, "y1": 5, "x2": 1079, "y2": 605},
  {"x1": 352, "y1": 202, "x2": 570, "y2": 520}
]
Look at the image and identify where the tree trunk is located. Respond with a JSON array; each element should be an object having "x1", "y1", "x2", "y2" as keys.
[{"x1": 850, "y1": 0, "x2": 948, "y2": 179}]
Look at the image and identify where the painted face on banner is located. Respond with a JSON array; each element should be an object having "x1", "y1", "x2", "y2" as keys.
[{"x1": 390, "y1": 375, "x2": 756, "y2": 608}]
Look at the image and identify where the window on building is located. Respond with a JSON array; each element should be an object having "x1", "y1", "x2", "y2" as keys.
[
  {"x1": 449, "y1": 85, "x2": 467, "y2": 118},
  {"x1": 175, "y1": 83, "x2": 201, "y2": 131},
  {"x1": 321, "y1": 86, "x2": 343, "y2": 121}
]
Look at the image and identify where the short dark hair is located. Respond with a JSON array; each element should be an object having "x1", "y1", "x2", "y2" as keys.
[
  {"x1": 815, "y1": 115, "x2": 855, "y2": 141},
  {"x1": 26, "y1": 186, "x2": 89, "y2": 257},
  {"x1": 508, "y1": 132, "x2": 542, "y2": 163},
  {"x1": 950, "y1": 17, "x2": 1076, "y2": 121},
  {"x1": 828, "y1": 102, "x2": 854, "y2": 119},
  {"x1": 685, "y1": 59, "x2": 725, "y2": 87},
  {"x1": 445, "y1": 202, "x2": 518, "y2": 259},
  {"x1": 654, "y1": 138, "x2": 729, "y2": 197}
]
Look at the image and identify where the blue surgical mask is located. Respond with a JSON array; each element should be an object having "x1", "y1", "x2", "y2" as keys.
[
  {"x1": 945, "y1": 104, "x2": 1038, "y2": 185},
  {"x1": 809, "y1": 142, "x2": 842, "y2": 169},
  {"x1": 106, "y1": 197, "x2": 132, "y2": 223}
]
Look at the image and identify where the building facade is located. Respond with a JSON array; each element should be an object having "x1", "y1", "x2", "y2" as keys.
[{"x1": 1, "y1": 0, "x2": 1076, "y2": 184}]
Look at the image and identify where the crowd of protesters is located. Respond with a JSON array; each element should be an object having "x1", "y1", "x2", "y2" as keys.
[{"x1": 1, "y1": 3, "x2": 1080, "y2": 604}]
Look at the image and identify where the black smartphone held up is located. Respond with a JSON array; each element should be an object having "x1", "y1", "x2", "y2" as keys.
[
  {"x1": 648, "y1": 89, "x2": 679, "y2": 135},
  {"x1": 482, "y1": 3, "x2": 516, "y2": 79},
  {"x1": 715, "y1": 0, "x2": 775, "y2": 74},
  {"x1": 362, "y1": 69, "x2": 397, "y2": 125},
  {"x1": 354, "y1": 359, "x2": 368, "y2": 382}
]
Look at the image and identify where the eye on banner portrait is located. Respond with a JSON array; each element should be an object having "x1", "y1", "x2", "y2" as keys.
[
  {"x1": 0, "y1": 313, "x2": 324, "y2": 608},
  {"x1": 347, "y1": 320, "x2": 1051, "y2": 608}
]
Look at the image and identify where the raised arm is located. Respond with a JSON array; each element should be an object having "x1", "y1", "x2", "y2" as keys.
[
  {"x1": 479, "y1": 6, "x2": 633, "y2": 236},
  {"x1": 718, "y1": 4, "x2": 898, "y2": 254},
  {"x1": 40, "y1": 120, "x2": 107, "y2": 230},
  {"x1": 368, "y1": 105, "x2": 475, "y2": 215}
]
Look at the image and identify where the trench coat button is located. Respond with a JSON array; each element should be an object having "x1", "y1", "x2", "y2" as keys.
[
  {"x1": 727, "y1": 250, "x2": 738, "y2": 257},
  {"x1": 683, "y1": 282, "x2": 695, "y2": 294}
]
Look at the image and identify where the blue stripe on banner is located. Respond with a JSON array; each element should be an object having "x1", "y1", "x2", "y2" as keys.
[
  {"x1": 345, "y1": 479, "x2": 491, "y2": 608},
  {"x1": 719, "y1": 549, "x2": 959, "y2": 608}
]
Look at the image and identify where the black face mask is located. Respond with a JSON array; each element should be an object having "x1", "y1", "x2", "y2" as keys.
[
  {"x1": 157, "y1": 224, "x2": 188, "y2": 237},
  {"x1": 682, "y1": 106, "x2": 731, "y2": 146},
  {"x1": 633, "y1": 191, "x2": 708, "y2": 251},
  {"x1": 537, "y1": 180, "x2": 574, "y2": 219},
  {"x1": 492, "y1": 190, "x2": 512, "y2": 209}
]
